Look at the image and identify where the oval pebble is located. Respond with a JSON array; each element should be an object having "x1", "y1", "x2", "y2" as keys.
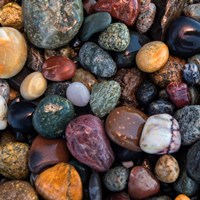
[{"x1": 0, "y1": 79, "x2": 10, "y2": 102}]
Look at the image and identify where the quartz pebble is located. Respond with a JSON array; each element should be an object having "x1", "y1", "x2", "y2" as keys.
[
  {"x1": 0, "y1": 95, "x2": 7, "y2": 130},
  {"x1": 140, "y1": 114, "x2": 181, "y2": 154},
  {"x1": 0, "y1": 79, "x2": 10, "y2": 102}
]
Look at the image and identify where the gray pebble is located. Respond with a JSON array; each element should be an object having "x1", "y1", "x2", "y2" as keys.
[
  {"x1": 0, "y1": 79, "x2": 10, "y2": 102},
  {"x1": 184, "y1": 3, "x2": 200, "y2": 21}
]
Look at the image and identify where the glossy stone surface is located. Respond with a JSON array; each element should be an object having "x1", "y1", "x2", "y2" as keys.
[
  {"x1": 90, "y1": 81, "x2": 121, "y2": 118},
  {"x1": 66, "y1": 114, "x2": 114, "y2": 172},
  {"x1": 80, "y1": 12, "x2": 112, "y2": 41},
  {"x1": 166, "y1": 82, "x2": 190, "y2": 108},
  {"x1": 0, "y1": 95, "x2": 7, "y2": 130},
  {"x1": 136, "y1": 41, "x2": 169, "y2": 73},
  {"x1": 28, "y1": 136, "x2": 69, "y2": 174},
  {"x1": 35, "y1": 163, "x2": 83, "y2": 200},
  {"x1": 94, "y1": 0, "x2": 140, "y2": 26},
  {"x1": 140, "y1": 114, "x2": 181, "y2": 154},
  {"x1": 0, "y1": 27, "x2": 27, "y2": 78},
  {"x1": 23, "y1": 0, "x2": 83, "y2": 49},
  {"x1": 33, "y1": 95, "x2": 74, "y2": 138},
  {"x1": 0, "y1": 142, "x2": 29, "y2": 179},
  {"x1": 0, "y1": 180, "x2": 38, "y2": 200},
  {"x1": 128, "y1": 166, "x2": 160, "y2": 199},
  {"x1": 42, "y1": 56, "x2": 76, "y2": 81},
  {"x1": 184, "y1": 3, "x2": 200, "y2": 21},
  {"x1": 166, "y1": 16, "x2": 200, "y2": 58},
  {"x1": 79, "y1": 42, "x2": 117, "y2": 78},
  {"x1": 0, "y1": 79, "x2": 10, "y2": 102},
  {"x1": 106, "y1": 106, "x2": 147, "y2": 152}
]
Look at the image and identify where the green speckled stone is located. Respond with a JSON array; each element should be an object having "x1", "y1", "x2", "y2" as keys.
[
  {"x1": 98, "y1": 23, "x2": 130, "y2": 52},
  {"x1": 33, "y1": 95, "x2": 74, "y2": 138},
  {"x1": 90, "y1": 81, "x2": 121, "y2": 118},
  {"x1": 23, "y1": 0, "x2": 83, "y2": 49}
]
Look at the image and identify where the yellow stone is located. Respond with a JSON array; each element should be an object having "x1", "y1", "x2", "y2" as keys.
[
  {"x1": 0, "y1": 27, "x2": 27, "y2": 78},
  {"x1": 20, "y1": 72, "x2": 47, "y2": 100},
  {"x1": 175, "y1": 194, "x2": 190, "y2": 200},
  {"x1": 136, "y1": 41, "x2": 169, "y2": 73}
]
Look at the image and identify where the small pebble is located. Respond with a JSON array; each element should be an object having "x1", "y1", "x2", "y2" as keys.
[
  {"x1": 184, "y1": 3, "x2": 200, "y2": 21},
  {"x1": 0, "y1": 130, "x2": 16, "y2": 147},
  {"x1": 175, "y1": 194, "x2": 190, "y2": 200},
  {"x1": 0, "y1": 79, "x2": 10, "y2": 102},
  {"x1": 0, "y1": 95, "x2": 7, "y2": 130}
]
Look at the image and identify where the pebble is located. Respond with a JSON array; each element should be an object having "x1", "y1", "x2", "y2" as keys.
[
  {"x1": 155, "y1": 155, "x2": 180, "y2": 183},
  {"x1": 110, "y1": 192, "x2": 131, "y2": 200},
  {"x1": 79, "y1": 42, "x2": 117, "y2": 78},
  {"x1": 174, "y1": 105, "x2": 200, "y2": 145},
  {"x1": 0, "y1": 79, "x2": 10, "y2": 102},
  {"x1": 89, "y1": 172, "x2": 102, "y2": 200},
  {"x1": 140, "y1": 114, "x2": 181, "y2": 154},
  {"x1": 0, "y1": 180, "x2": 38, "y2": 200},
  {"x1": 98, "y1": 23, "x2": 130, "y2": 52},
  {"x1": 35, "y1": 162, "x2": 83, "y2": 200},
  {"x1": 184, "y1": 3, "x2": 200, "y2": 21},
  {"x1": 0, "y1": 0, "x2": 12, "y2": 8},
  {"x1": 103, "y1": 166, "x2": 129, "y2": 192},
  {"x1": 32, "y1": 95, "x2": 74, "y2": 138},
  {"x1": 136, "y1": 41, "x2": 169, "y2": 73},
  {"x1": 80, "y1": 12, "x2": 112, "y2": 41},
  {"x1": 0, "y1": 95, "x2": 7, "y2": 130},
  {"x1": 23, "y1": 0, "x2": 83, "y2": 49},
  {"x1": 0, "y1": 130, "x2": 16, "y2": 147},
  {"x1": 189, "y1": 86, "x2": 200, "y2": 105},
  {"x1": 175, "y1": 194, "x2": 190, "y2": 200},
  {"x1": 66, "y1": 82, "x2": 90, "y2": 107},
  {"x1": 0, "y1": 142, "x2": 29, "y2": 179},
  {"x1": 90, "y1": 81, "x2": 121, "y2": 118},
  {"x1": 140, "y1": 0, "x2": 151, "y2": 13},
  {"x1": 188, "y1": 54, "x2": 200, "y2": 69},
  {"x1": 0, "y1": 27, "x2": 27, "y2": 78}
]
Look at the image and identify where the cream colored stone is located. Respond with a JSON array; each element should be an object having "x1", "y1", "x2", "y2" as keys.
[
  {"x1": 0, "y1": 95, "x2": 7, "y2": 130},
  {"x1": 20, "y1": 72, "x2": 47, "y2": 100}
]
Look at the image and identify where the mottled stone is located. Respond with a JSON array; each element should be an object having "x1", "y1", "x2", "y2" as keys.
[
  {"x1": 189, "y1": 86, "x2": 200, "y2": 105},
  {"x1": 188, "y1": 54, "x2": 200, "y2": 69},
  {"x1": 89, "y1": 172, "x2": 102, "y2": 200},
  {"x1": 79, "y1": 42, "x2": 116, "y2": 78},
  {"x1": 90, "y1": 81, "x2": 121, "y2": 118},
  {"x1": 0, "y1": 95, "x2": 7, "y2": 130},
  {"x1": 0, "y1": 79, "x2": 10, "y2": 102},
  {"x1": 23, "y1": 0, "x2": 83, "y2": 49},
  {"x1": 184, "y1": 3, "x2": 200, "y2": 21},
  {"x1": 140, "y1": 0, "x2": 151, "y2": 13},
  {"x1": 0, "y1": 130, "x2": 16, "y2": 147}
]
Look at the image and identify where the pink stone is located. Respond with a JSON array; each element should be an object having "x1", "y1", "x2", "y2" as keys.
[{"x1": 83, "y1": 0, "x2": 97, "y2": 13}]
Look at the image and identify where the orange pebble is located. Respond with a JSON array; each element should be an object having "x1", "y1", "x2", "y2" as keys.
[{"x1": 175, "y1": 194, "x2": 190, "y2": 200}]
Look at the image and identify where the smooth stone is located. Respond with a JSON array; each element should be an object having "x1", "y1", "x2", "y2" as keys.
[
  {"x1": 0, "y1": 95, "x2": 7, "y2": 130},
  {"x1": 8, "y1": 88, "x2": 19, "y2": 103},
  {"x1": 35, "y1": 162, "x2": 83, "y2": 200},
  {"x1": 166, "y1": 16, "x2": 200, "y2": 58},
  {"x1": 0, "y1": 79, "x2": 10, "y2": 102},
  {"x1": 66, "y1": 82, "x2": 90, "y2": 107},
  {"x1": 23, "y1": 0, "x2": 83, "y2": 49},
  {"x1": 42, "y1": 56, "x2": 76, "y2": 81},
  {"x1": 20, "y1": 72, "x2": 47, "y2": 100},
  {"x1": 106, "y1": 106, "x2": 147, "y2": 152},
  {"x1": 103, "y1": 166, "x2": 129, "y2": 192},
  {"x1": 175, "y1": 194, "x2": 190, "y2": 200},
  {"x1": 80, "y1": 12, "x2": 112, "y2": 41},
  {"x1": 90, "y1": 81, "x2": 121, "y2": 118},
  {"x1": 109, "y1": 192, "x2": 130, "y2": 200},
  {"x1": 112, "y1": 31, "x2": 150, "y2": 68},
  {"x1": 0, "y1": 130, "x2": 16, "y2": 147},
  {"x1": 174, "y1": 106, "x2": 200, "y2": 145},
  {"x1": 128, "y1": 166, "x2": 160, "y2": 199},
  {"x1": 33, "y1": 95, "x2": 74, "y2": 138},
  {"x1": 0, "y1": 180, "x2": 38, "y2": 200},
  {"x1": 79, "y1": 42, "x2": 117, "y2": 78},
  {"x1": 151, "y1": 56, "x2": 185, "y2": 88},
  {"x1": 0, "y1": 142, "x2": 29, "y2": 179},
  {"x1": 140, "y1": 114, "x2": 181, "y2": 154},
  {"x1": 0, "y1": 27, "x2": 27, "y2": 78},
  {"x1": 98, "y1": 23, "x2": 130, "y2": 52},
  {"x1": 66, "y1": 114, "x2": 115, "y2": 172},
  {"x1": 184, "y1": 3, "x2": 200, "y2": 21},
  {"x1": 28, "y1": 135, "x2": 69, "y2": 174},
  {"x1": 136, "y1": 41, "x2": 169, "y2": 73}
]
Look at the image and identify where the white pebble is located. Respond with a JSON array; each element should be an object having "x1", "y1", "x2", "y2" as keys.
[{"x1": 0, "y1": 95, "x2": 7, "y2": 130}]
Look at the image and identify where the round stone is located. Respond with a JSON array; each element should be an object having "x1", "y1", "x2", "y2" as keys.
[
  {"x1": 175, "y1": 194, "x2": 190, "y2": 200},
  {"x1": 0, "y1": 27, "x2": 27, "y2": 78},
  {"x1": 66, "y1": 82, "x2": 90, "y2": 107},
  {"x1": 155, "y1": 155, "x2": 180, "y2": 183},
  {"x1": 32, "y1": 95, "x2": 74, "y2": 138},
  {"x1": 136, "y1": 41, "x2": 169, "y2": 73},
  {"x1": 0, "y1": 95, "x2": 7, "y2": 130},
  {"x1": 140, "y1": 114, "x2": 181, "y2": 154},
  {"x1": 98, "y1": 23, "x2": 130, "y2": 52},
  {"x1": 0, "y1": 79, "x2": 10, "y2": 102}
]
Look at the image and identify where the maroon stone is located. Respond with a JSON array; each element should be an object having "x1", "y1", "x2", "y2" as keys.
[
  {"x1": 65, "y1": 114, "x2": 115, "y2": 172},
  {"x1": 94, "y1": 0, "x2": 140, "y2": 26},
  {"x1": 110, "y1": 192, "x2": 131, "y2": 200},
  {"x1": 128, "y1": 166, "x2": 160, "y2": 199},
  {"x1": 166, "y1": 82, "x2": 190, "y2": 108},
  {"x1": 83, "y1": 0, "x2": 97, "y2": 14},
  {"x1": 28, "y1": 136, "x2": 69, "y2": 174},
  {"x1": 42, "y1": 56, "x2": 76, "y2": 81}
]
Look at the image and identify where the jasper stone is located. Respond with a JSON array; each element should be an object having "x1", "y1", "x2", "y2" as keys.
[
  {"x1": 106, "y1": 106, "x2": 147, "y2": 152},
  {"x1": 128, "y1": 166, "x2": 160, "y2": 199},
  {"x1": 166, "y1": 16, "x2": 200, "y2": 58},
  {"x1": 80, "y1": 12, "x2": 112, "y2": 41},
  {"x1": 28, "y1": 136, "x2": 69, "y2": 174},
  {"x1": 98, "y1": 23, "x2": 130, "y2": 52},
  {"x1": 90, "y1": 81, "x2": 121, "y2": 118},
  {"x1": 23, "y1": 0, "x2": 83, "y2": 49},
  {"x1": 33, "y1": 95, "x2": 74, "y2": 138},
  {"x1": 89, "y1": 172, "x2": 102, "y2": 200},
  {"x1": 0, "y1": 79, "x2": 10, "y2": 102},
  {"x1": 0, "y1": 180, "x2": 38, "y2": 200},
  {"x1": 35, "y1": 163, "x2": 83, "y2": 200},
  {"x1": 79, "y1": 42, "x2": 117, "y2": 78},
  {"x1": 66, "y1": 114, "x2": 115, "y2": 172},
  {"x1": 184, "y1": 3, "x2": 200, "y2": 21}
]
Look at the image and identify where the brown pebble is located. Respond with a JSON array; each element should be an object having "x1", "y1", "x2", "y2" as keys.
[{"x1": 0, "y1": 130, "x2": 16, "y2": 147}]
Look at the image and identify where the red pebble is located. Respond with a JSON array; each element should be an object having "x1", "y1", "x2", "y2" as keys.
[
  {"x1": 42, "y1": 56, "x2": 76, "y2": 81},
  {"x1": 94, "y1": 0, "x2": 140, "y2": 26},
  {"x1": 166, "y1": 82, "x2": 190, "y2": 108}
]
